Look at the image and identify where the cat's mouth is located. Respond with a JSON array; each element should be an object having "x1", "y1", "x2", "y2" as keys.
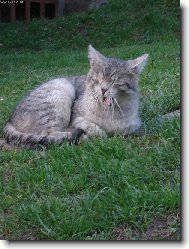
[{"x1": 102, "y1": 96, "x2": 113, "y2": 108}]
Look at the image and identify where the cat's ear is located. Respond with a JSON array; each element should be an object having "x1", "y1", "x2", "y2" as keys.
[
  {"x1": 88, "y1": 44, "x2": 106, "y2": 66},
  {"x1": 128, "y1": 54, "x2": 149, "y2": 74}
]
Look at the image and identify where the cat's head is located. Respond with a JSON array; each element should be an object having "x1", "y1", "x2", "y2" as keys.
[{"x1": 86, "y1": 45, "x2": 149, "y2": 108}]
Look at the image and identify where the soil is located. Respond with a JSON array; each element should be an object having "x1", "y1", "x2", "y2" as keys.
[{"x1": 112, "y1": 213, "x2": 180, "y2": 241}]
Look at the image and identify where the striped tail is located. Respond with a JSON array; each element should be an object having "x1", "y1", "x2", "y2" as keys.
[{"x1": 3, "y1": 123, "x2": 85, "y2": 149}]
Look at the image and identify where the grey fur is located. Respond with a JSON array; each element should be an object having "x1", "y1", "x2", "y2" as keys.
[{"x1": 3, "y1": 45, "x2": 148, "y2": 149}]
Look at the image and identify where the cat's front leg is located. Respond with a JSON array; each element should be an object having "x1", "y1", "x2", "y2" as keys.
[{"x1": 72, "y1": 116, "x2": 107, "y2": 139}]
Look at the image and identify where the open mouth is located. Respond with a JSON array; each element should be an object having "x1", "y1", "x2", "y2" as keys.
[{"x1": 102, "y1": 96, "x2": 113, "y2": 108}]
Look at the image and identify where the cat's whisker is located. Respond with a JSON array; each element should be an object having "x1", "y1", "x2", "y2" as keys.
[
  {"x1": 114, "y1": 97, "x2": 124, "y2": 117},
  {"x1": 107, "y1": 97, "x2": 111, "y2": 119},
  {"x1": 103, "y1": 103, "x2": 107, "y2": 113},
  {"x1": 112, "y1": 98, "x2": 114, "y2": 119},
  {"x1": 111, "y1": 97, "x2": 115, "y2": 121}
]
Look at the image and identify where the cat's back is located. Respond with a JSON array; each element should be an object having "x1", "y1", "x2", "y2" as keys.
[
  {"x1": 31, "y1": 75, "x2": 87, "y2": 100},
  {"x1": 9, "y1": 75, "x2": 87, "y2": 125},
  {"x1": 14, "y1": 75, "x2": 86, "y2": 110}
]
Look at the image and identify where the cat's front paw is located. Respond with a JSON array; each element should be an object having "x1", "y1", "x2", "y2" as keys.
[
  {"x1": 80, "y1": 133, "x2": 90, "y2": 141},
  {"x1": 96, "y1": 127, "x2": 107, "y2": 137},
  {"x1": 86, "y1": 125, "x2": 107, "y2": 138},
  {"x1": 80, "y1": 127, "x2": 107, "y2": 141}
]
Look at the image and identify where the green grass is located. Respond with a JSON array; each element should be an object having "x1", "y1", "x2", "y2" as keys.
[
  {"x1": 0, "y1": 0, "x2": 179, "y2": 52},
  {"x1": 0, "y1": 0, "x2": 180, "y2": 240}
]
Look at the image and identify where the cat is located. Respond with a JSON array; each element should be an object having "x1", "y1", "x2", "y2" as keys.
[{"x1": 3, "y1": 45, "x2": 148, "y2": 149}]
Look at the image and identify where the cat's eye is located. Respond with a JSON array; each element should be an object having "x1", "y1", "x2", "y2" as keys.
[
  {"x1": 92, "y1": 79, "x2": 100, "y2": 85},
  {"x1": 112, "y1": 82, "x2": 119, "y2": 87},
  {"x1": 96, "y1": 70, "x2": 101, "y2": 74},
  {"x1": 118, "y1": 85, "x2": 127, "y2": 91},
  {"x1": 125, "y1": 83, "x2": 133, "y2": 90}
]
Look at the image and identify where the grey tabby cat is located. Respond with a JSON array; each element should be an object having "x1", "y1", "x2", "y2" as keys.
[{"x1": 3, "y1": 45, "x2": 148, "y2": 149}]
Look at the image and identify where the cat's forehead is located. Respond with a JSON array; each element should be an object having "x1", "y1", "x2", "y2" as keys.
[{"x1": 103, "y1": 58, "x2": 131, "y2": 75}]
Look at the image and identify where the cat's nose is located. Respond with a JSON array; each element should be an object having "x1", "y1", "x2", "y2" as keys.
[{"x1": 101, "y1": 88, "x2": 108, "y2": 95}]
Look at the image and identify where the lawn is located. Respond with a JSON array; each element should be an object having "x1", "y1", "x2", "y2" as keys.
[{"x1": 0, "y1": 0, "x2": 180, "y2": 240}]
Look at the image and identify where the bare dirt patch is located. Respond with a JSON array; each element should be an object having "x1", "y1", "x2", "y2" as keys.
[{"x1": 112, "y1": 213, "x2": 180, "y2": 240}]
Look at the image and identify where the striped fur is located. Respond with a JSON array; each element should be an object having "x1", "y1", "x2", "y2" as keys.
[{"x1": 3, "y1": 77, "x2": 86, "y2": 149}]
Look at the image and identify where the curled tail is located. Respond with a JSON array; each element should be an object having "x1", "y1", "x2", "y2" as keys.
[{"x1": 3, "y1": 123, "x2": 85, "y2": 149}]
